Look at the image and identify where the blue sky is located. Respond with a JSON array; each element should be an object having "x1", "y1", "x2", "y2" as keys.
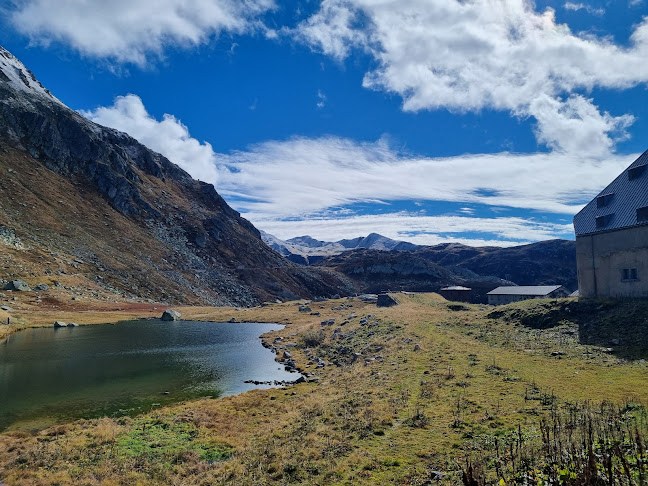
[{"x1": 2, "y1": 0, "x2": 648, "y2": 246}]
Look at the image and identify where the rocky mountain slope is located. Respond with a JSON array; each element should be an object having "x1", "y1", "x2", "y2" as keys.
[
  {"x1": 412, "y1": 239, "x2": 577, "y2": 290},
  {"x1": 0, "y1": 46, "x2": 354, "y2": 306},
  {"x1": 315, "y1": 248, "x2": 513, "y2": 298}
]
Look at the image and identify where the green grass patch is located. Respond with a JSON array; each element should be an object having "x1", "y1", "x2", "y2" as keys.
[{"x1": 115, "y1": 416, "x2": 233, "y2": 464}]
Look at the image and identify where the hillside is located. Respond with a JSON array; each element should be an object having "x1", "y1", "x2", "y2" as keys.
[
  {"x1": 413, "y1": 239, "x2": 577, "y2": 289},
  {"x1": 0, "y1": 46, "x2": 354, "y2": 305},
  {"x1": 314, "y1": 248, "x2": 512, "y2": 299}
]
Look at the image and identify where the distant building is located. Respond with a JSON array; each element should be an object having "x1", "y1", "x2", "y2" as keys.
[
  {"x1": 573, "y1": 149, "x2": 648, "y2": 299},
  {"x1": 439, "y1": 286, "x2": 472, "y2": 303},
  {"x1": 487, "y1": 285, "x2": 569, "y2": 305}
]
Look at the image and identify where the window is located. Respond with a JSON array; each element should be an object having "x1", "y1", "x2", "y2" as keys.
[
  {"x1": 629, "y1": 164, "x2": 647, "y2": 181},
  {"x1": 596, "y1": 213, "x2": 614, "y2": 229},
  {"x1": 638, "y1": 206, "x2": 648, "y2": 223},
  {"x1": 597, "y1": 193, "x2": 614, "y2": 208},
  {"x1": 622, "y1": 268, "x2": 638, "y2": 281}
]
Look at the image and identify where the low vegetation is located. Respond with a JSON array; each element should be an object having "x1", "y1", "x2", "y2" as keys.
[{"x1": 2, "y1": 294, "x2": 648, "y2": 485}]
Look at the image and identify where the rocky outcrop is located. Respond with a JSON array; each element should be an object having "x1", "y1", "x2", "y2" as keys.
[
  {"x1": 161, "y1": 310, "x2": 182, "y2": 321},
  {"x1": 4, "y1": 280, "x2": 30, "y2": 291}
]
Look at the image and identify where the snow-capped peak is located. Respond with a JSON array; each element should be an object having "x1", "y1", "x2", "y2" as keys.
[{"x1": 0, "y1": 46, "x2": 60, "y2": 103}]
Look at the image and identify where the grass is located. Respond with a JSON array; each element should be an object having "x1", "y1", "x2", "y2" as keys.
[{"x1": 2, "y1": 294, "x2": 648, "y2": 485}]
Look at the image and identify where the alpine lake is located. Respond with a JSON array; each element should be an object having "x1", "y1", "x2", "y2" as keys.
[{"x1": 0, "y1": 320, "x2": 300, "y2": 431}]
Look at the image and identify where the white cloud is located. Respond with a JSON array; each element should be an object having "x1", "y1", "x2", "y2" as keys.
[
  {"x1": 81, "y1": 95, "x2": 221, "y2": 183},
  {"x1": 563, "y1": 2, "x2": 605, "y2": 16},
  {"x1": 83, "y1": 97, "x2": 636, "y2": 245},
  {"x1": 294, "y1": 0, "x2": 648, "y2": 154},
  {"x1": 214, "y1": 136, "x2": 634, "y2": 222},
  {"x1": 316, "y1": 89, "x2": 327, "y2": 108},
  {"x1": 11, "y1": 0, "x2": 275, "y2": 65},
  {"x1": 256, "y1": 212, "x2": 574, "y2": 247}
]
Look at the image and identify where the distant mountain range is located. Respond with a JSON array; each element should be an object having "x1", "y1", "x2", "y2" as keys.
[
  {"x1": 261, "y1": 231, "x2": 419, "y2": 264},
  {"x1": 263, "y1": 232, "x2": 578, "y2": 299}
]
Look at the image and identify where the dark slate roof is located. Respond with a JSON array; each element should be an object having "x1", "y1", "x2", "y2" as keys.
[
  {"x1": 573, "y1": 149, "x2": 648, "y2": 236},
  {"x1": 487, "y1": 285, "x2": 563, "y2": 296}
]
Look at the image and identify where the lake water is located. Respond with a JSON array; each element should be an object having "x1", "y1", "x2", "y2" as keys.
[{"x1": 0, "y1": 320, "x2": 299, "y2": 431}]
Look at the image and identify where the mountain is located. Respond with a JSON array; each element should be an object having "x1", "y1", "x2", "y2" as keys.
[
  {"x1": 260, "y1": 231, "x2": 420, "y2": 264},
  {"x1": 0, "y1": 46, "x2": 354, "y2": 305},
  {"x1": 313, "y1": 239, "x2": 577, "y2": 299},
  {"x1": 314, "y1": 248, "x2": 513, "y2": 299},
  {"x1": 412, "y1": 239, "x2": 577, "y2": 290}
]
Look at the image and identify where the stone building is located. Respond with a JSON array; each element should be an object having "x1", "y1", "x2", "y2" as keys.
[
  {"x1": 486, "y1": 285, "x2": 568, "y2": 305},
  {"x1": 573, "y1": 149, "x2": 648, "y2": 299},
  {"x1": 439, "y1": 286, "x2": 472, "y2": 303}
]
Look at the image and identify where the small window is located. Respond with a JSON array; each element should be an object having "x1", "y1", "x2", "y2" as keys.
[
  {"x1": 597, "y1": 193, "x2": 614, "y2": 208},
  {"x1": 638, "y1": 206, "x2": 648, "y2": 222},
  {"x1": 629, "y1": 165, "x2": 647, "y2": 181},
  {"x1": 622, "y1": 268, "x2": 638, "y2": 281},
  {"x1": 596, "y1": 213, "x2": 614, "y2": 229}
]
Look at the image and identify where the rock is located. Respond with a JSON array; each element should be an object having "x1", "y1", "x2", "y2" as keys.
[
  {"x1": 34, "y1": 284, "x2": 49, "y2": 291},
  {"x1": 67, "y1": 322, "x2": 78, "y2": 327},
  {"x1": 283, "y1": 351, "x2": 292, "y2": 359},
  {"x1": 229, "y1": 317, "x2": 238, "y2": 323},
  {"x1": 0, "y1": 305, "x2": 12, "y2": 312},
  {"x1": 610, "y1": 338, "x2": 620, "y2": 346},
  {"x1": 358, "y1": 294, "x2": 378, "y2": 302},
  {"x1": 53, "y1": 321, "x2": 66, "y2": 328},
  {"x1": 161, "y1": 309, "x2": 181, "y2": 321},
  {"x1": 299, "y1": 305, "x2": 312, "y2": 312},
  {"x1": 4, "y1": 280, "x2": 31, "y2": 291},
  {"x1": 414, "y1": 343, "x2": 421, "y2": 351},
  {"x1": 550, "y1": 350, "x2": 565, "y2": 356},
  {"x1": 310, "y1": 311, "x2": 320, "y2": 316},
  {"x1": 377, "y1": 294, "x2": 399, "y2": 307}
]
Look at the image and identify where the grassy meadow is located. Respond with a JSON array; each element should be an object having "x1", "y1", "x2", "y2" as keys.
[{"x1": 1, "y1": 293, "x2": 648, "y2": 485}]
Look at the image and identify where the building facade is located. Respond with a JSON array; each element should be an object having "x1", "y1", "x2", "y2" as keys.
[{"x1": 573, "y1": 149, "x2": 648, "y2": 299}]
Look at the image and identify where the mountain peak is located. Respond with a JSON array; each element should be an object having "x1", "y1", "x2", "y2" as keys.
[{"x1": 0, "y1": 46, "x2": 59, "y2": 102}]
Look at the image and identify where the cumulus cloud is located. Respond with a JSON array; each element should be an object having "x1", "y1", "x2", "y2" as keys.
[
  {"x1": 81, "y1": 95, "x2": 221, "y2": 183},
  {"x1": 11, "y1": 0, "x2": 275, "y2": 64},
  {"x1": 294, "y1": 0, "x2": 648, "y2": 153}
]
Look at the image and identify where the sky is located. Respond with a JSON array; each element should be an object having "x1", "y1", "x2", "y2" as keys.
[{"x1": 1, "y1": 0, "x2": 648, "y2": 247}]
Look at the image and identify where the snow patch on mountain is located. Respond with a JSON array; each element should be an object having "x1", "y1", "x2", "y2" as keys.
[{"x1": 0, "y1": 46, "x2": 60, "y2": 103}]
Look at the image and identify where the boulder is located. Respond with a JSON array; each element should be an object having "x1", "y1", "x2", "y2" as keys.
[
  {"x1": 34, "y1": 284, "x2": 49, "y2": 291},
  {"x1": 67, "y1": 322, "x2": 79, "y2": 327},
  {"x1": 161, "y1": 309, "x2": 181, "y2": 321},
  {"x1": 4, "y1": 280, "x2": 31, "y2": 291},
  {"x1": 298, "y1": 305, "x2": 312, "y2": 312},
  {"x1": 53, "y1": 321, "x2": 66, "y2": 328},
  {"x1": 377, "y1": 294, "x2": 399, "y2": 307}
]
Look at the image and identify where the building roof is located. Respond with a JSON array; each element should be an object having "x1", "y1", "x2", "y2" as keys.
[
  {"x1": 440, "y1": 286, "x2": 471, "y2": 291},
  {"x1": 487, "y1": 285, "x2": 563, "y2": 296},
  {"x1": 574, "y1": 149, "x2": 648, "y2": 236},
  {"x1": 569, "y1": 290, "x2": 579, "y2": 297}
]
